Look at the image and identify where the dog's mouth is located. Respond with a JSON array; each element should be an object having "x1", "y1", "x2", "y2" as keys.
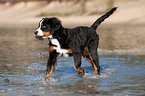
[
  {"x1": 35, "y1": 35, "x2": 44, "y2": 40},
  {"x1": 34, "y1": 35, "x2": 53, "y2": 40},
  {"x1": 34, "y1": 31, "x2": 53, "y2": 40}
]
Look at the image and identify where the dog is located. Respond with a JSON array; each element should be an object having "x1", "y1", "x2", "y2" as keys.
[{"x1": 34, "y1": 7, "x2": 117, "y2": 80}]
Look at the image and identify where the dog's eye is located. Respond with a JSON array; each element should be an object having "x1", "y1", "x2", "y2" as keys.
[{"x1": 42, "y1": 26, "x2": 46, "y2": 29}]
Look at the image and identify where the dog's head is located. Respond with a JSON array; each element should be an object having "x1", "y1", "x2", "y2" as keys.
[{"x1": 34, "y1": 17, "x2": 61, "y2": 40}]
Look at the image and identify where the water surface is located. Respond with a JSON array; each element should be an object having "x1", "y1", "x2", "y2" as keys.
[{"x1": 0, "y1": 26, "x2": 145, "y2": 96}]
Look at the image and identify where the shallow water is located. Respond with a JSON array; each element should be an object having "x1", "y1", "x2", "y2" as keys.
[{"x1": 0, "y1": 26, "x2": 145, "y2": 96}]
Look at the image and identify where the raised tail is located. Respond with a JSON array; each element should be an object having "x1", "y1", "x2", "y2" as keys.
[{"x1": 91, "y1": 7, "x2": 118, "y2": 29}]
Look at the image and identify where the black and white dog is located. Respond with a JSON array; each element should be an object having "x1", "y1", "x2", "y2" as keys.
[{"x1": 34, "y1": 7, "x2": 117, "y2": 80}]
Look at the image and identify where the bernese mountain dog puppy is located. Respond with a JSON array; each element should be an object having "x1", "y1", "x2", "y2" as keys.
[{"x1": 34, "y1": 7, "x2": 117, "y2": 80}]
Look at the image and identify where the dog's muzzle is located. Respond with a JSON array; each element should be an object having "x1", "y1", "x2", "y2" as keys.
[
  {"x1": 34, "y1": 31, "x2": 44, "y2": 40},
  {"x1": 34, "y1": 31, "x2": 38, "y2": 36},
  {"x1": 34, "y1": 31, "x2": 52, "y2": 40}
]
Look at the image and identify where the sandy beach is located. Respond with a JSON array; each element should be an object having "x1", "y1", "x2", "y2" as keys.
[{"x1": 0, "y1": 0, "x2": 145, "y2": 28}]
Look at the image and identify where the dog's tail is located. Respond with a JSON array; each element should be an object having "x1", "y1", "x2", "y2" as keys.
[{"x1": 91, "y1": 7, "x2": 118, "y2": 29}]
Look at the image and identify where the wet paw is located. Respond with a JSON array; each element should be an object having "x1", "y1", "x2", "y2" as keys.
[
  {"x1": 77, "y1": 68, "x2": 85, "y2": 76},
  {"x1": 45, "y1": 76, "x2": 50, "y2": 81},
  {"x1": 45, "y1": 72, "x2": 52, "y2": 81}
]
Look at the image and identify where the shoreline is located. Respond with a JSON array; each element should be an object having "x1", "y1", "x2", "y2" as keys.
[
  {"x1": 0, "y1": 21, "x2": 144, "y2": 28},
  {"x1": 98, "y1": 48, "x2": 145, "y2": 55}
]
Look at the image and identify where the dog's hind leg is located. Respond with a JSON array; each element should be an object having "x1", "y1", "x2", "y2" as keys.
[
  {"x1": 83, "y1": 47, "x2": 100, "y2": 75},
  {"x1": 88, "y1": 49, "x2": 100, "y2": 75},
  {"x1": 87, "y1": 37, "x2": 100, "y2": 75},
  {"x1": 45, "y1": 50, "x2": 58, "y2": 80},
  {"x1": 73, "y1": 53, "x2": 85, "y2": 76}
]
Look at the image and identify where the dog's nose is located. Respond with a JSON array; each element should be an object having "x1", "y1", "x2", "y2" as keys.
[{"x1": 34, "y1": 31, "x2": 38, "y2": 35}]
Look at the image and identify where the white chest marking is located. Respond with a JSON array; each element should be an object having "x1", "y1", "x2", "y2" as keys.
[{"x1": 51, "y1": 39, "x2": 70, "y2": 57}]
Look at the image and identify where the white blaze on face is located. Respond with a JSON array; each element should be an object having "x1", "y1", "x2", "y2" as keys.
[
  {"x1": 36, "y1": 27, "x2": 43, "y2": 36},
  {"x1": 36, "y1": 19, "x2": 44, "y2": 36}
]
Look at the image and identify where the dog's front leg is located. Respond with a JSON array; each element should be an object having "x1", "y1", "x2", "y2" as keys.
[
  {"x1": 73, "y1": 53, "x2": 85, "y2": 76},
  {"x1": 45, "y1": 50, "x2": 58, "y2": 80}
]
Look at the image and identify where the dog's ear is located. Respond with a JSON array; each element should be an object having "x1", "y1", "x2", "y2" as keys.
[{"x1": 49, "y1": 17, "x2": 62, "y2": 34}]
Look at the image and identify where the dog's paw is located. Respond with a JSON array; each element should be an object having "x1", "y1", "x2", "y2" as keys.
[
  {"x1": 45, "y1": 76, "x2": 50, "y2": 81},
  {"x1": 77, "y1": 67, "x2": 85, "y2": 76}
]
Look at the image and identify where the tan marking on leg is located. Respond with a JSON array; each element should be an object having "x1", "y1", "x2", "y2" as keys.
[
  {"x1": 83, "y1": 47, "x2": 94, "y2": 69},
  {"x1": 49, "y1": 46, "x2": 55, "y2": 52},
  {"x1": 83, "y1": 47, "x2": 89, "y2": 56},
  {"x1": 88, "y1": 53, "x2": 98, "y2": 75},
  {"x1": 45, "y1": 65, "x2": 54, "y2": 80},
  {"x1": 74, "y1": 65, "x2": 85, "y2": 76},
  {"x1": 83, "y1": 47, "x2": 98, "y2": 75}
]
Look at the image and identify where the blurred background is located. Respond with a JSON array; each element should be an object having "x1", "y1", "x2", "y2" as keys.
[{"x1": 0, "y1": 0, "x2": 145, "y2": 27}]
